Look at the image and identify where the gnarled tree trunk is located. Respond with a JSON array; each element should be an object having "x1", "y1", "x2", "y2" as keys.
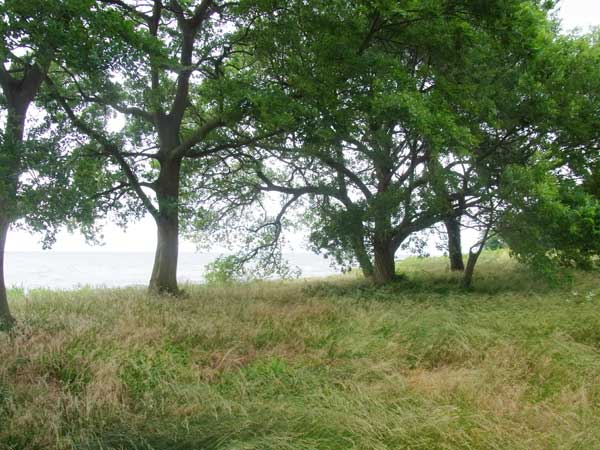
[
  {"x1": 445, "y1": 216, "x2": 464, "y2": 271},
  {"x1": 372, "y1": 241, "x2": 396, "y2": 284},
  {"x1": 149, "y1": 157, "x2": 181, "y2": 294},
  {"x1": 463, "y1": 224, "x2": 493, "y2": 289},
  {"x1": 462, "y1": 249, "x2": 480, "y2": 289},
  {"x1": 149, "y1": 215, "x2": 179, "y2": 294}
]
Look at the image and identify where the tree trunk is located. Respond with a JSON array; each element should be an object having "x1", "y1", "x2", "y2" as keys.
[
  {"x1": 463, "y1": 250, "x2": 481, "y2": 289},
  {"x1": 462, "y1": 224, "x2": 493, "y2": 289},
  {"x1": 148, "y1": 158, "x2": 181, "y2": 294},
  {"x1": 445, "y1": 217, "x2": 464, "y2": 271},
  {"x1": 0, "y1": 103, "x2": 28, "y2": 329},
  {"x1": 0, "y1": 218, "x2": 14, "y2": 328},
  {"x1": 372, "y1": 242, "x2": 396, "y2": 284},
  {"x1": 149, "y1": 215, "x2": 179, "y2": 294}
]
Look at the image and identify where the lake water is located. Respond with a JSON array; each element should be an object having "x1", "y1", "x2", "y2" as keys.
[{"x1": 4, "y1": 252, "x2": 338, "y2": 290}]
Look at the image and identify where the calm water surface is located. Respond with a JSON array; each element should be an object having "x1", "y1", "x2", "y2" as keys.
[{"x1": 5, "y1": 252, "x2": 338, "y2": 290}]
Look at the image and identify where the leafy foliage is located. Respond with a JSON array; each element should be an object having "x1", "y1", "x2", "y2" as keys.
[
  {"x1": 227, "y1": 0, "x2": 568, "y2": 283},
  {"x1": 1, "y1": 0, "x2": 599, "y2": 301},
  {"x1": 501, "y1": 172, "x2": 600, "y2": 275}
]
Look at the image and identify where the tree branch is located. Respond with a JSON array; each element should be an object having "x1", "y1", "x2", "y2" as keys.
[
  {"x1": 171, "y1": 116, "x2": 225, "y2": 159},
  {"x1": 45, "y1": 76, "x2": 160, "y2": 218}
]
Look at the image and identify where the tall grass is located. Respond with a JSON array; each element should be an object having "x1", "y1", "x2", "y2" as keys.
[{"x1": 1, "y1": 250, "x2": 599, "y2": 449}]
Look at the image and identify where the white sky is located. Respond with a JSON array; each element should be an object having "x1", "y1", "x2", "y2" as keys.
[
  {"x1": 557, "y1": 0, "x2": 600, "y2": 31},
  {"x1": 6, "y1": 0, "x2": 600, "y2": 253}
]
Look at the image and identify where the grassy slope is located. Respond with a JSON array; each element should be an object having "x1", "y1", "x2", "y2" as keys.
[{"x1": 1, "y1": 251, "x2": 600, "y2": 450}]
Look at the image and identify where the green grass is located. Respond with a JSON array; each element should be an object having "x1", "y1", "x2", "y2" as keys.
[{"x1": 1, "y1": 250, "x2": 600, "y2": 449}]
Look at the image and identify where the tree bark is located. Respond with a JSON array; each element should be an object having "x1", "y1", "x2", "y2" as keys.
[
  {"x1": 148, "y1": 158, "x2": 181, "y2": 294},
  {"x1": 0, "y1": 218, "x2": 14, "y2": 328},
  {"x1": 372, "y1": 242, "x2": 397, "y2": 284},
  {"x1": 445, "y1": 216, "x2": 464, "y2": 271},
  {"x1": 462, "y1": 250, "x2": 480, "y2": 289},
  {"x1": 0, "y1": 101, "x2": 29, "y2": 328},
  {"x1": 149, "y1": 214, "x2": 179, "y2": 294},
  {"x1": 462, "y1": 224, "x2": 493, "y2": 289}
]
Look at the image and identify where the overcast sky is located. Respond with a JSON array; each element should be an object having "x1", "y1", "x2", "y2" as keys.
[
  {"x1": 7, "y1": 0, "x2": 600, "y2": 252},
  {"x1": 558, "y1": 0, "x2": 600, "y2": 30}
]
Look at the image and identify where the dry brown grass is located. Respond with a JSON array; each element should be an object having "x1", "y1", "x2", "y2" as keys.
[{"x1": 1, "y1": 251, "x2": 599, "y2": 449}]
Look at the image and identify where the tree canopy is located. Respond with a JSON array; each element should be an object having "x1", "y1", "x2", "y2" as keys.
[
  {"x1": 0, "y1": 0, "x2": 599, "y2": 323},
  {"x1": 211, "y1": 0, "x2": 576, "y2": 284},
  {"x1": 0, "y1": 0, "x2": 137, "y2": 325}
]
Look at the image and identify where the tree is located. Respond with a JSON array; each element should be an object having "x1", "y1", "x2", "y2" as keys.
[
  {"x1": 497, "y1": 163, "x2": 600, "y2": 276},
  {"x1": 236, "y1": 0, "x2": 558, "y2": 284},
  {"x1": 49, "y1": 0, "x2": 266, "y2": 294},
  {"x1": 481, "y1": 29, "x2": 600, "y2": 280},
  {"x1": 546, "y1": 30, "x2": 600, "y2": 195},
  {"x1": 0, "y1": 0, "x2": 118, "y2": 326},
  {"x1": 0, "y1": 6, "x2": 45, "y2": 324}
]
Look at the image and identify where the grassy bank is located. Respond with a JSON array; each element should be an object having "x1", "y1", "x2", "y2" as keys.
[{"x1": 1, "y1": 251, "x2": 600, "y2": 449}]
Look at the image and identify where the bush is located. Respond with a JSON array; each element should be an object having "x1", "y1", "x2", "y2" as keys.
[{"x1": 203, "y1": 255, "x2": 245, "y2": 284}]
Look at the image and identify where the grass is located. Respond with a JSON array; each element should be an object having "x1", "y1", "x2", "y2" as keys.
[{"x1": 1, "y1": 250, "x2": 600, "y2": 449}]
